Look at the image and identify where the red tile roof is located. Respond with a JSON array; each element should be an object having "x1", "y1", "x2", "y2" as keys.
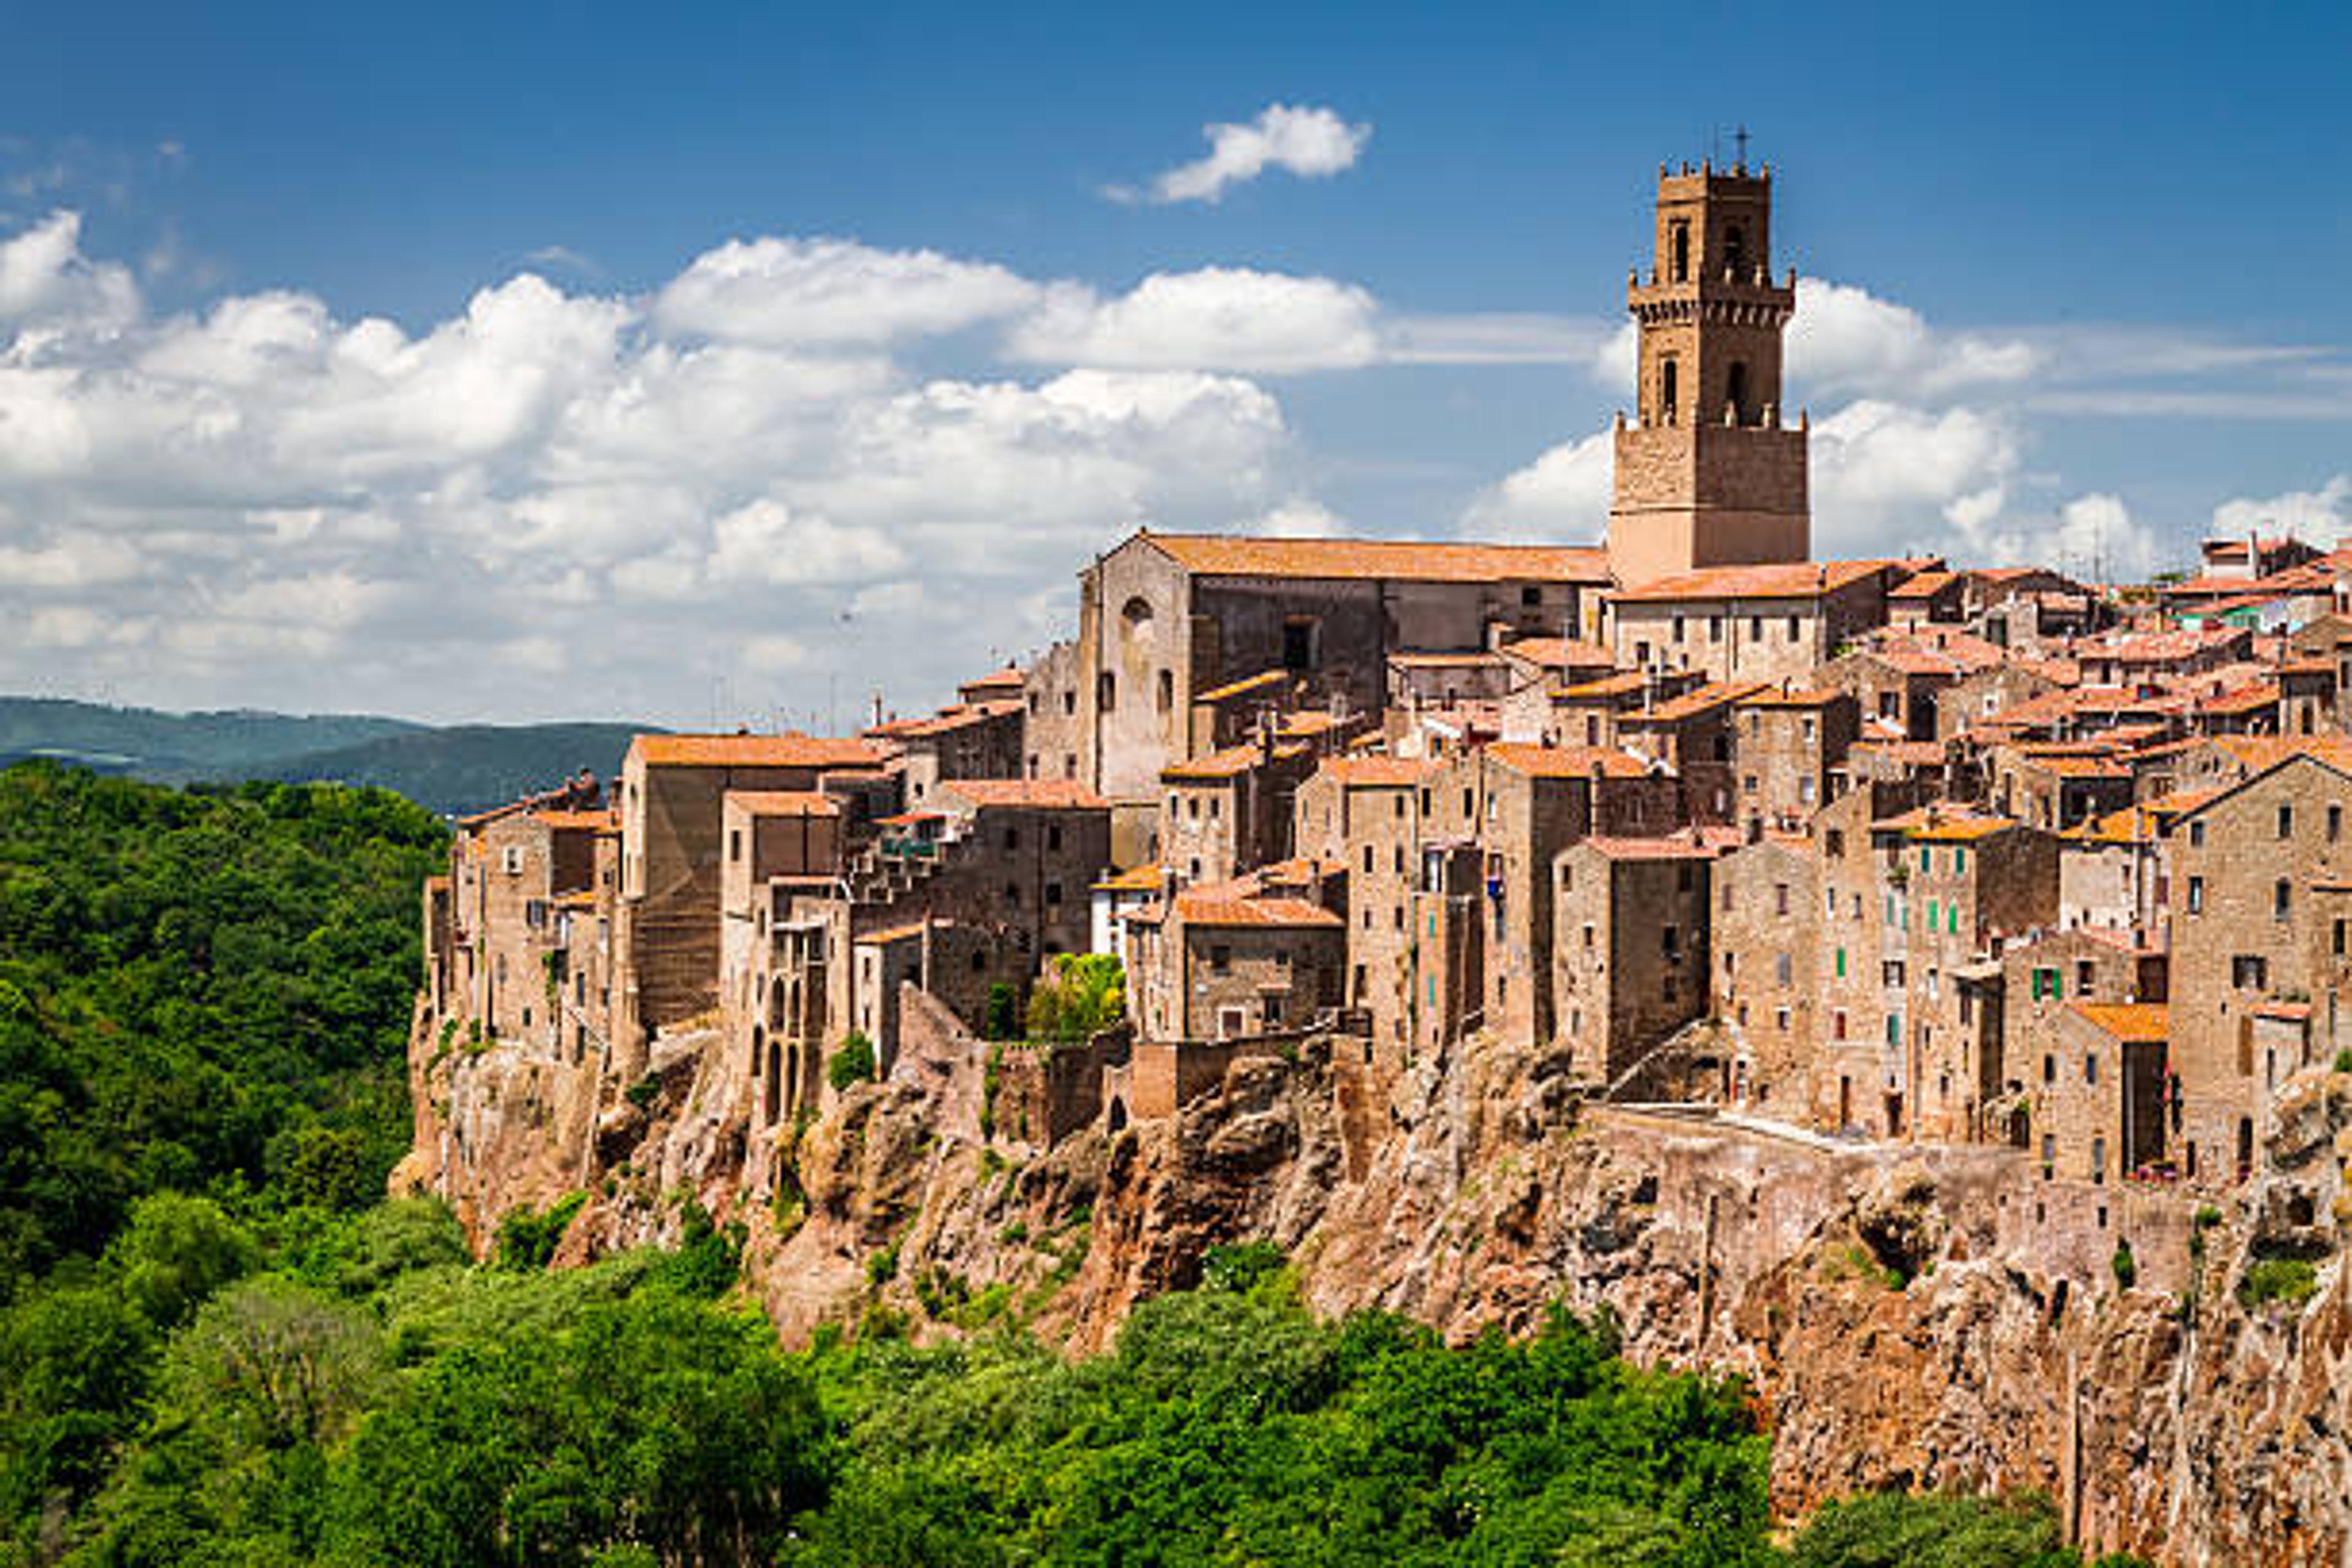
[
  {"x1": 1140, "y1": 530, "x2": 1611, "y2": 584},
  {"x1": 631, "y1": 733, "x2": 883, "y2": 770},
  {"x1": 1174, "y1": 893, "x2": 1344, "y2": 929},
  {"x1": 2070, "y1": 1003, "x2": 2169, "y2": 1043},
  {"x1": 937, "y1": 778, "x2": 1109, "y2": 810},
  {"x1": 1608, "y1": 559, "x2": 1891, "y2": 604},
  {"x1": 722, "y1": 790, "x2": 841, "y2": 818},
  {"x1": 1485, "y1": 743, "x2": 1654, "y2": 780}
]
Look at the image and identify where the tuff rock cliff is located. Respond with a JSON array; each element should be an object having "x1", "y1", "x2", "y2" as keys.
[{"x1": 394, "y1": 996, "x2": 2352, "y2": 1567}]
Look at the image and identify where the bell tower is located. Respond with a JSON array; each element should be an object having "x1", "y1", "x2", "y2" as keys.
[{"x1": 1606, "y1": 159, "x2": 1809, "y2": 588}]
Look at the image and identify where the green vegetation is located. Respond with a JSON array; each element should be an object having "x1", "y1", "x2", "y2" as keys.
[
  {"x1": 2109, "y1": 1240, "x2": 2136, "y2": 1291},
  {"x1": 981, "y1": 981, "x2": 1020, "y2": 1042},
  {"x1": 1023, "y1": 952, "x2": 1125, "y2": 1043},
  {"x1": 1785, "y1": 1490, "x2": 2149, "y2": 1567},
  {"x1": 0, "y1": 762, "x2": 445, "y2": 1294},
  {"x1": 2238, "y1": 1254, "x2": 2320, "y2": 1311},
  {"x1": 2334, "y1": 1046, "x2": 2352, "y2": 1074},
  {"x1": 828, "y1": 1030, "x2": 878, "y2": 1091},
  {"x1": 0, "y1": 764, "x2": 2168, "y2": 1565}
]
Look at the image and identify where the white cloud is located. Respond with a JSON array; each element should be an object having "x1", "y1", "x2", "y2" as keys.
[
  {"x1": 1809, "y1": 399, "x2": 2020, "y2": 557},
  {"x1": 1459, "y1": 428, "x2": 1615, "y2": 544},
  {"x1": 1253, "y1": 498, "x2": 1344, "y2": 538},
  {"x1": 0, "y1": 211, "x2": 140, "y2": 333},
  {"x1": 652, "y1": 236, "x2": 1038, "y2": 347},
  {"x1": 2209, "y1": 474, "x2": 2351, "y2": 546},
  {"x1": 1007, "y1": 268, "x2": 1380, "y2": 372},
  {"x1": 0, "y1": 216, "x2": 1321, "y2": 724},
  {"x1": 1112, "y1": 104, "x2": 1370, "y2": 205},
  {"x1": 1788, "y1": 279, "x2": 2039, "y2": 399}
]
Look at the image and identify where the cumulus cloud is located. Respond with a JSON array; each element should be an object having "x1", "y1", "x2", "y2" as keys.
[
  {"x1": 1112, "y1": 104, "x2": 1370, "y2": 205},
  {"x1": 2209, "y1": 473, "x2": 2351, "y2": 546},
  {"x1": 1458, "y1": 428, "x2": 1615, "y2": 544},
  {"x1": 652, "y1": 236, "x2": 1039, "y2": 347},
  {"x1": 0, "y1": 214, "x2": 1317, "y2": 725},
  {"x1": 1007, "y1": 268, "x2": 1380, "y2": 373},
  {"x1": 1809, "y1": 399, "x2": 2020, "y2": 557},
  {"x1": 1788, "y1": 279, "x2": 2039, "y2": 399}
]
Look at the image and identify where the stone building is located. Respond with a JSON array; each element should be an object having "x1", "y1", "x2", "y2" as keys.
[
  {"x1": 1553, "y1": 835, "x2": 1716, "y2": 1088},
  {"x1": 440, "y1": 794, "x2": 610, "y2": 1059},
  {"x1": 1607, "y1": 161, "x2": 1809, "y2": 588},
  {"x1": 1708, "y1": 831, "x2": 1818, "y2": 1112},
  {"x1": 1876, "y1": 805, "x2": 2060, "y2": 1143},
  {"x1": 1292, "y1": 755, "x2": 1442, "y2": 1062},
  {"x1": 1035, "y1": 530, "x2": 1608, "y2": 802},
  {"x1": 613, "y1": 732, "x2": 883, "y2": 1055},
  {"x1": 2164, "y1": 750, "x2": 2352, "y2": 1185},
  {"x1": 1730, "y1": 685, "x2": 1857, "y2": 834},
  {"x1": 1605, "y1": 560, "x2": 1899, "y2": 686}
]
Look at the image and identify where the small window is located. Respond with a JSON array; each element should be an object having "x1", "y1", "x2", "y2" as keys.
[
  {"x1": 728, "y1": 829, "x2": 742, "y2": 864},
  {"x1": 1521, "y1": 585, "x2": 1542, "y2": 608},
  {"x1": 2275, "y1": 879, "x2": 2292, "y2": 922},
  {"x1": 1210, "y1": 944, "x2": 1231, "y2": 974},
  {"x1": 2278, "y1": 804, "x2": 2294, "y2": 839},
  {"x1": 2189, "y1": 820, "x2": 2206, "y2": 848},
  {"x1": 2188, "y1": 876, "x2": 2204, "y2": 915}
]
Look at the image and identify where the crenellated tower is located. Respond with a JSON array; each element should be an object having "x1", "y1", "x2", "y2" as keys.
[{"x1": 1606, "y1": 159, "x2": 1809, "y2": 587}]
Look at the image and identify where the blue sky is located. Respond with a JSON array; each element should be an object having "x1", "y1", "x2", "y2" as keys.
[{"x1": 3, "y1": 0, "x2": 2348, "y2": 725}]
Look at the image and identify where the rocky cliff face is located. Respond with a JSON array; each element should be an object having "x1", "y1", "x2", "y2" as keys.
[{"x1": 396, "y1": 999, "x2": 2352, "y2": 1567}]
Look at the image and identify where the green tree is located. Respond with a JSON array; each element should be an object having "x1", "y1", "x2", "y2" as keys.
[
  {"x1": 1022, "y1": 954, "x2": 1124, "y2": 1044},
  {"x1": 106, "y1": 1192, "x2": 262, "y2": 1329}
]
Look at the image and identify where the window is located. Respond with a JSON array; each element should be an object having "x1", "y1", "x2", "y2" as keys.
[
  {"x1": 1047, "y1": 824, "x2": 1063, "y2": 851},
  {"x1": 1775, "y1": 952, "x2": 1792, "y2": 986},
  {"x1": 1708, "y1": 615, "x2": 1723, "y2": 643},
  {"x1": 502, "y1": 845, "x2": 525, "y2": 875},
  {"x1": 2031, "y1": 967, "x2": 2061, "y2": 1001},
  {"x1": 2337, "y1": 918, "x2": 2346, "y2": 958},
  {"x1": 1157, "y1": 669, "x2": 1174, "y2": 714},
  {"x1": 2187, "y1": 876, "x2": 2204, "y2": 914},
  {"x1": 1004, "y1": 881, "x2": 1022, "y2": 908},
  {"x1": 2232, "y1": 955, "x2": 2267, "y2": 990},
  {"x1": 2042, "y1": 1053, "x2": 2056, "y2": 1084},
  {"x1": 1672, "y1": 615, "x2": 1687, "y2": 643},
  {"x1": 1098, "y1": 673, "x2": 1116, "y2": 712},
  {"x1": 1045, "y1": 880, "x2": 1063, "y2": 907},
  {"x1": 728, "y1": 829, "x2": 742, "y2": 864},
  {"x1": 1671, "y1": 221, "x2": 1690, "y2": 282},
  {"x1": 1521, "y1": 585, "x2": 1542, "y2": 607},
  {"x1": 1834, "y1": 947, "x2": 1847, "y2": 978},
  {"x1": 1726, "y1": 360, "x2": 1748, "y2": 421},
  {"x1": 1005, "y1": 826, "x2": 1020, "y2": 850},
  {"x1": 1833, "y1": 1009, "x2": 1848, "y2": 1040},
  {"x1": 1283, "y1": 617, "x2": 1317, "y2": 673},
  {"x1": 2075, "y1": 959, "x2": 2094, "y2": 994},
  {"x1": 2333, "y1": 805, "x2": 2344, "y2": 843},
  {"x1": 1953, "y1": 846, "x2": 1967, "y2": 873},
  {"x1": 1662, "y1": 924, "x2": 1681, "y2": 960},
  {"x1": 2278, "y1": 804, "x2": 2294, "y2": 839},
  {"x1": 1826, "y1": 829, "x2": 1845, "y2": 858},
  {"x1": 1660, "y1": 358, "x2": 1679, "y2": 424},
  {"x1": 1209, "y1": 944, "x2": 1231, "y2": 974},
  {"x1": 1786, "y1": 614, "x2": 1800, "y2": 641},
  {"x1": 2189, "y1": 820, "x2": 2205, "y2": 848},
  {"x1": 2086, "y1": 1052, "x2": 2098, "y2": 1085},
  {"x1": 1776, "y1": 1006, "x2": 1790, "y2": 1031},
  {"x1": 1774, "y1": 881, "x2": 1790, "y2": 917},
  {"x1": 2275, "y1": 879, "x2": 2292, "y2": 922},
  {"x1": 1724, "y1": 224, "x2": 1746, "y2": 277}
]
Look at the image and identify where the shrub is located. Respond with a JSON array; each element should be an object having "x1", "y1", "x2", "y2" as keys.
[
  {"x1": 2335, "y1": 1047, "x2": 2352, "y2": 1073},
  {"x1": 2238, "y1": 1256, "x2": 2318, "y2": 1311},
  {"x1": 1202, "y1": 1239, "x2": 1286, "y2": 1295},
  {"x1": 829, "y1": 1031, "x2": 878, "y2": 1091},
  {"x1": 624, "y1": 1074, "x2": 662, "y2": 1110},
  {"x1": 493, "y1": 1191, "x2": 587, "y2": 1271},
  {"x1": 2109, "y1": 1240, "x2": 2136, "y2": 1291},
  {"x1": 1025, "y1": 953, "x2": 1125, "y2": 1044},
  {"x1": 866, "y1": 1242, "x2": 900, "y2": 1287},
  {"x1": 984, "y1": 981, "x2": 1021, "y2": 1041}
]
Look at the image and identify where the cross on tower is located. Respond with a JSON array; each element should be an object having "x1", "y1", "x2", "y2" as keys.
[{"x1": 1733, "y1": 124, "x2": 1751, "y2": 168}]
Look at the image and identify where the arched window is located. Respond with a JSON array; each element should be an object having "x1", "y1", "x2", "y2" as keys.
[
  {"x1": 1660, "y1": 358, "x2": 1679, "y2": 426},
  {"x1": 1724, "y1": 224, "x2": 1746, "y2": 279},
  {"x1": 1672, "y1": 222, "x2": 1690, "y2": 282},
  {"x1": 1120, "y1": 595, "x2": 1154, "y2": 633},
  {"x1": 1727, "y1": 361, "x2": 1749, "y2": 423}
]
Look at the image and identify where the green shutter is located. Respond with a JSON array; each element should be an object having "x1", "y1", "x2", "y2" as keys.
[{"x1": 1836, "y1": 948, "x2": 1847, "y2": 979}]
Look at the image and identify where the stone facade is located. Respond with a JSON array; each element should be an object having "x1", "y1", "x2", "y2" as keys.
[{"x1": 1553, "y1": 837, "x2": 1714, "y2": 1087}]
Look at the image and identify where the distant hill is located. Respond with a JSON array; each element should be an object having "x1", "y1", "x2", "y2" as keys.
[
  {"x1": 0, "y1": 696, "x2": 422, "y2": 780},
  {"x1": 0, "y1": 697, "x2": 654, "y2": 816},
  {"x1": 260, "y1": 723, "x2": 649, "y2": 816}
]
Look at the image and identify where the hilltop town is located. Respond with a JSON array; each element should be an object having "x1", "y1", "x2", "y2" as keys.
[{"x1": 401, "y1": 162, "x2": 2352, "y2": 1562}]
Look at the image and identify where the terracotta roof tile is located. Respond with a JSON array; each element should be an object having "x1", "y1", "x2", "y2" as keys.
[
  {"x1": 1485, "y1": 743, "x2": 1654, "y2": 780},
  {"x1": 1142, "y1": 530, "x2": 1611, "y2": 584},
  {"x1": 2070, "y1": 1002, "x2": 2169, "y2": 1043},
  {"x1": 1174, "y1": 892, "x2": 1344, "y2": 929},
  {"x1": 722, "y1": 790, "x2": 841, "y2": 818},
  {"x1": 1608, "y1": 559, "x2": 1891, "y2": 604},
  {"x1": 631, "y1": 733, "x2": 882, "y2": 770},
  {"x1": 937, "y1": 778, "x2": 1109, "y2": 810}
]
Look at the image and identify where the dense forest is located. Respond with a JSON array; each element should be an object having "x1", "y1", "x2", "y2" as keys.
[{"x1": 0, "y1": 763, "x2": 2149, "y2": 1566}]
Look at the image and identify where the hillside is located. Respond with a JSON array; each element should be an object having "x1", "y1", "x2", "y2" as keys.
[
  {"x1": 258, "y1": 722, "x2": 647, "y2": 816},
  {"x1": 0, "y1": 698, "x2": 652, "y2": 815},
  {"x1": 0, "y1": 696, "x2": 420, "y2": 780}
]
